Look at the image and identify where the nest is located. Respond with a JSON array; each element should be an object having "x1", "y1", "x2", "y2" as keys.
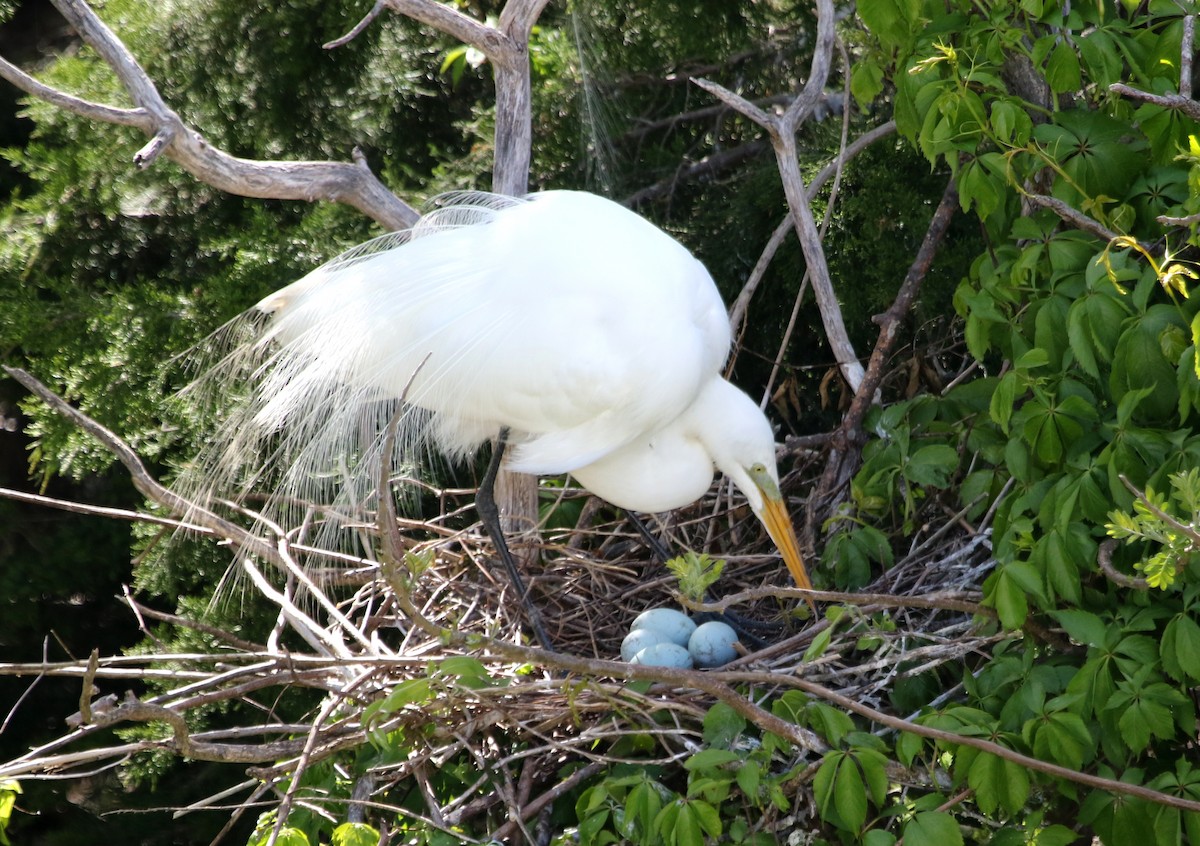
[
  {"x1": 207, "y1": 453, "x2": 1001, "y2": 842},
  {"x1": 0, "y1": 365, "x2": 1005, "y2": 843}
]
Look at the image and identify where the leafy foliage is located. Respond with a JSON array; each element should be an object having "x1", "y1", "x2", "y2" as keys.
[{"x1": 8, "y1": 0, "x2": 1200, "y2": 844}]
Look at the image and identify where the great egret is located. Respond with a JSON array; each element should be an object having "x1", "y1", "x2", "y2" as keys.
[{"x1": 186, "y1": 190, "x2": 813, "y2": 646}]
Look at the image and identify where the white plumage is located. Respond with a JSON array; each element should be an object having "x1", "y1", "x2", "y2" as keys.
[{"x1": 185, "y1": 190, "x2": 812, "y2": 594}]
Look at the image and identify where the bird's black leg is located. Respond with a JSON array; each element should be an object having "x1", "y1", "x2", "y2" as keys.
[
  {"x1": 625, "y1": 509, "x2": 675, "y2": 563},
  {"x1": 477, "y1": 427, "x2": 555, "y2": 651},
  {"x1": 624, "y1": 509, "x2": 779, "y2": 649}
]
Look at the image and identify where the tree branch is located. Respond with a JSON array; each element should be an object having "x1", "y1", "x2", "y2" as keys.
[
  {"x1": 1025, "y1": 192, "x2": 1121, "y2": 242},
  {"x1": 727, "y1": 121, "x2": 897, "y2": 336},
  {"x1": 3, "y1": 0, "x2": 420, "y2": 230},
  {"x1": 692, "y1": 0, "x2": 866, "y2": 394},
  {"x1": 384, "y1": 0, "x2": 514, "y2": 62},
  {"x1": 623, "y1": 140, "x2": 770, "y2": 207},
  {"x1": 1097, "y1": 539, "x2": 1149, "y2": 590},
  {"x1": 1110, "y1": 82, "x2": 1200, "y2": 121}
]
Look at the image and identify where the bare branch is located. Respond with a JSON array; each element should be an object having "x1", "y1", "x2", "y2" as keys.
[
  {"x1": 810, "y1": 120, "x2": 897, "y2": 196},
  {"x1": 7, "y1": 0, "x2": 420, "y2": 230},
  {"x1": 324, "y1": 0, "x2": 388, "y2": 49},
  {"x1": 385, "y1": 0, "x2": 513, "y2": 62},
  {"x1": 1159, "y1": 210, "x2": 1200, "y2": 226},
  {"x1": 498, "y1": 0, "x2": 554, "y2": 36},
  {"x1": 2, "y1": 367, "x2": 275, "y2": 560},
  {"x1": 692, "y1": 2, "x2": 866, "y2": 394},
  {"x1": 1025, "y1": 192, "x2": 1122, "y2": 242},
  {"x1": 82, "y1": 691, "x2": 360, "y2": 764},
  {"x1": 1097, "y1": 539, "x2": 1149, "y2": 590},
  {"x1": 727, "y1": 121, "x2": 897, "y2": 337},
  {"x1": 1183, "y1": 15, "x2": 1195, "y2": 100},
  {"x1": 728, "y1": 214, "x2": 794, "y2": 337},
  {"x1": 0, "y1": 485, "x2": 207, "y2": 532},
  {"x1": 0, "y1": 53, "x2": 149, "y2": 127},
  {"x1": 1110, "y1": 81, "x2": 1200, "y2": 121},
  {"x1": 623, "y1": 141, "x2": 770, "y2": 207},
  {"x1": 844, "y1": 178, "x2": 960, "y2": 441},
  {"x1": 779, "y1": 0, "x2": 836, "y2": 129},
  {"x1": 691, "y1": 77, "x2": 772, "y2": 127}
]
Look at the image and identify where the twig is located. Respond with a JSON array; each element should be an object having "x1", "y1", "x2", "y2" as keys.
[
  {"x1": 121, "y1": 593, "x2": 264, "y2": 652},
  {"x1": 0, "y1": 485, "x2": 210, "y2": 533},
  {"x1": 691, "y1": 0, "x2": 866, "y2": 397},
  {"x1": 805, "y1": 177, "x2": 959, "y2": 547},
  {"x1": 271, "y1": 670, "x2": 375, "y2": 846},
  {"x1": 1024, "y1": 192, "x2": 1121, "y2": 242},
  {"x1": 324, "y1": 0, "x2": 388, "y2": 49},
  {"x1": 240, "y1": 557, "x2": 354, "y2": 661},
  {"x1": 1097, "y1": 539, "x2": 1149, "y2": 590},
  {"x1": 0, "y1": 638, "x2": 49, "y2": 737},
  {"x1": 623, "y1": 140, "x2": 770, "y2": 207},
  {"x1": 1110, "y1": 81, "x2": 1200, "y2": 121},
  {"x1": 78, "y1": 649, "x2": 100, "y2": 725},
  {"x1": 1118, "y1": 473, "x2": 1200, "y2": 548}
]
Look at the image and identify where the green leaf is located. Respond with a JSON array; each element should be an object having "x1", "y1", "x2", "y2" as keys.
[
  {"x1": 834, "y1": 756, "x2": 869, "y2": 831},
  {"x1": 1051, "y1": 609, "x2": 1108, "y2": 647},
  {"x1": 736, "y1": 761, "x2": 761, "y2": 799},
  {"x1": 959, "y1": 158, "x2": 1002, "y2": 219},
  {"x1": 905, "y1": 444, "x2": 960, "y2": 488},
  {"x1": 437, "y1": 655, "x2": 496, "y2": 688},
  {"x1": 993, "y1": 567, "x2": 1030, "y2": 629},
  {"x1": 1031, "y1": 712, "x2": 1093, "y2": 770},
  {"x1": 627, "y1": 780, "x2": 663, "y2": 838},
  {"x1": 1045, "y1": 41, "x2": 1081, "y2": 93},
  {"x1": 857, "y1": 748, "x2": 890, "y2": 805},
  {"x1": 672, "y1": 803, "x2": 703, "y2": 846},
  {"x1": 1163, "y1": 614, "x2": 1200, "y2": 682},
  {"x1": 903, "y1": 811, "x2": 964, "y2": 846},
  {"x1": 690, "y1": 800, "x2": 722, "y2": 838},
  {"x1": 1079, "y1": 29, "x2": 1123, "y2": 88},
  {"x1": 863, "y1": 830, "x2": 898, "y2": 846},
  {"x1": 990, "y1": 370, "x2": 1020, "y2": 433},
  {"x1": 804, "y1": 624, "x2": 835, "y2": 662},
  {"x1": 809, "y1": 702, "x2": 856, "y2": 746},
  {"x1": 897, "y1": 731, "x2": 924, "y2": 766},
  {"x1": 851, "y1": 59, "x2": 885, "y2": 110},
  {"x1": 331, "y1": 823, "x2": 381, "y2": 846},
  {"x1": 1037, "y1": 824, "x2": 1084, "y2": 846},
  {"x1": 253, "y1": 828, "x2": 310, "y2": 846},
  {"x1": 813, "y1": 753, "x2": 845, "y2": 828},
  {"x1": 0, "y1": 780, "x2": 20, "y2": 846},
  {"x1": 968, "y1": 752, "x2": 1030, "y2": 815},
  {"x1": 703, "y1": 702, "x2": 747, "y2": 747}
]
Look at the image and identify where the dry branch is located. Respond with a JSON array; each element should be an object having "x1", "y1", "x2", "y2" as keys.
[
  {"x1": 0, "y1": 0, "x2": 422, "y2": 229},
  {"x1": 1110, "y1": 81, "x2": 1200, "y2": 121},
  {"x1": 692, "y1": 0, "x2": 866, "y2": 395}
]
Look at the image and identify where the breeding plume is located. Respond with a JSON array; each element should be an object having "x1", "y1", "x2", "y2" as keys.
[{"x1": 187, "y1": 191, "x2": 813, "y2": 642}]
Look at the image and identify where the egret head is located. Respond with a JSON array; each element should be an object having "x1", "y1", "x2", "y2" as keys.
[{"x1": 695, "y1": 380, "x2": 814, "y2": 600}]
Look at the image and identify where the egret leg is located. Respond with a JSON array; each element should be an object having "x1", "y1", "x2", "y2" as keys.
[{"x1": 477, "y1": 427, "x2": 555, "y2": 651}]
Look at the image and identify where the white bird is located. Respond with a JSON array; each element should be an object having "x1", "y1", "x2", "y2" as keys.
[{"x1": 186, "y1": 190, "x2": 813, "y2": 643}]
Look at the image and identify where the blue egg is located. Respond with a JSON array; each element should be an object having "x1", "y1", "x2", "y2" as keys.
[
  {"x1": 621, "y1": 628, "x2": 669, "y2": 662},
  {"x1": 688, "y1": 621, "x2": 739, "y2": 668},
  {"x1": 631, "y1": 608, "x2": 696, "y2": 647},
  {"x1": 631, "y1": 642, "x2": 694, "y2": 669}
]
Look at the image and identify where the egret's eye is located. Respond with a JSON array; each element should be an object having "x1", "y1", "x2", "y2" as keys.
[{"x1": 749, "y1": 462, "x2": 767, "y2": 474}]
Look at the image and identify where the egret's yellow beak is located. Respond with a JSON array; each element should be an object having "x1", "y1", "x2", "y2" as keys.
[{"x1": 748, "y1": 464, "x2": 815, "y2": 610}]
